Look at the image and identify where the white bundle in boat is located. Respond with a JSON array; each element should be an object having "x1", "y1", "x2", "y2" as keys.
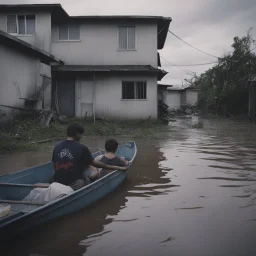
[
  {"x1": 0, "y1": 205, "x2": 11, "y2": 218},
  {"x1": 23, "y1": 182, "x2": 74, "y2": 203}
]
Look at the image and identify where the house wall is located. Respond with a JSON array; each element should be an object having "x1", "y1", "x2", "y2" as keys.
[
  {"x1": 181, "y1": 91, "x2": 186, "y2": 105},
  {"x1": 158, "y1": 88, "x2": 167, "y2": 102},
  {"x1": 166, "y1": 91, "x2": 181, "y2": 109},
  {"x1": 0, "y1": 11, "x2": 52, "y2": 109},
  {"x1": 73, "y1": 73, "x2": 158, "y2": 119},
  {"x1": 51, "y1": 22, "x2": 158, "y2": 67},
  {"x1": 186, "y1": 89, "x2": 198, "y2": 106},
  {"x1": 0, "y1": 11, "x2": 51, "y2": 52},
  {"x1": 0, "y1": 44, "x2": 41, "y2": 115}
]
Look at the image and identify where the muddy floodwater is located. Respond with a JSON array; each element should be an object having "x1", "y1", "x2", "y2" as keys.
[{"x1": 1, "y1": 118, "x2": 256, "y2": 256}]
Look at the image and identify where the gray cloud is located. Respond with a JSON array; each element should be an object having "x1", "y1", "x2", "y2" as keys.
[{"x1": 0, "y1": 0, "x2": 255, "y2": 84}]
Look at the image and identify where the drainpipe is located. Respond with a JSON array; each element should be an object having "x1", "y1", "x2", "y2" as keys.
[{"x1": 93, "y1": 72, "x2": 96, "y2": 123}]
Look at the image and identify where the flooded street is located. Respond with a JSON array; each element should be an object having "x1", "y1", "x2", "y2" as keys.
[{"x1": 1, "y1": 118, "x2": 256, "y2": 256}]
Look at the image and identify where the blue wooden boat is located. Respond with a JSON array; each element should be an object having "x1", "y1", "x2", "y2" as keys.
[{"x1": 0, "y1": 141, "x2": 137, "y2": 241}]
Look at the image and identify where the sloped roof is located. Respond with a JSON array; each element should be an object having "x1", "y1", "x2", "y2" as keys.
[
  {"x1": 52, "y1": 65, "x2": 167, "y2": 80},
  {"x1": 0, "y1": 4, "x2": 172, "y2": 49},
  {"x1": 167, "y1": 84, "x2": 198, "y2": 91},
  {"x1": 0, "y1": 30, "x2": 63, "y2": 65}
]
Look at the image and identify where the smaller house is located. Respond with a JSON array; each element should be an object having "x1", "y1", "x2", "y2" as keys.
[
  {"x1": 248, "y1": 75, "x2": 256, "y2": 121},
  {"x1": 161, "y1": 84, "x2": 198, "y2": 110},
  {"x1": 0, "y1": 30, "x2": 62, "y2": 117},
  {"x1": 157, "y1": 83, "x2": 172, "y2": 103},
  {"x1": 181, "y1": 86, "x2": 198, "y2": 106}
]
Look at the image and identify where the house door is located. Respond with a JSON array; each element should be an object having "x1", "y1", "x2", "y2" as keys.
[
  {"x1": 79, "y1": 80, "x2": 93, "y2": 117},
  {"x1": 57, "y1": 79, "x2": 75, "y2": 117}
]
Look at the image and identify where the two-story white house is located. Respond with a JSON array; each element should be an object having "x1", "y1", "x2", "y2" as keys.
[{"x1": 0, "y1": 4, "x2": 171, "y2": 120}]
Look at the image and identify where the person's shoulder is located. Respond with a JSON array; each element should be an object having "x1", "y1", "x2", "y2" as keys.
[
  {"x1": 54, "y1": 140, "x2": 66, "y2": 148},
  {"x1": 79, "y1": 143, "x2": 91, "y2": 152}
]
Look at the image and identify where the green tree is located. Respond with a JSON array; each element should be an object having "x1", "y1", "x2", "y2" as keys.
[{"x1": 194, "y1": 29, "x2": 256, "y2": 115}]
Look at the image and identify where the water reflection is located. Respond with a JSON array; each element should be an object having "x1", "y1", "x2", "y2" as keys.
[
  {"x1": 1, "y1": 119, "x2": 256, "y2": 256},
  {"x1": 0, "y1": 152, "x2": 51, "y2": 175},
  {"x1": 1, "y1": 140, "x2": 173, "y2": 256}
]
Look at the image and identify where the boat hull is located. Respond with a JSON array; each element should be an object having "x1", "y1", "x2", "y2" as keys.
[
  {"x1": 0, "y1": 141, "x2": 137, "y2": 241},
  {"x1": 1, "y1": 170, "x2": 127, "y2": 240}
]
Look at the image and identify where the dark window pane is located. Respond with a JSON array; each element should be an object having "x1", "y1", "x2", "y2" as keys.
[
  {"x1": 59, "y1": 25, "x2": 69, "y2": 40},
  {"x1": 119, "y1": 27, "x2": 127, "y2": 50},
  {"x1": 128, "y1": 26, "x2": 135, "y2": 49},
  {"x1": 69, "y1": 26, "x2": 80, "y2": 40},
  {"x1": 26, "y1": 15, "x2": 35, "y2": 34},
  {"x1": 18, "y1": 15, "x2": 25, "y2": 34},
  {"x1": 143, "y1": 83, "x2": 147, "y2": 99},
  {"x1": 7, "y1": 15, "x2": 17, "y2": 33},
  {"x1": 136, "y1": 82, "x2": 146, "y2": 99},
  {"x1": 122, "y1": 82, "x2": 135, "y2": 99}
]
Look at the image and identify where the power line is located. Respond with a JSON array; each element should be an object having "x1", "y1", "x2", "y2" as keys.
[
  {"x1": 168, "y1": 30, "x2": 219, "y2": 59},
  {"x1": 158, "y1": 24, "x2": 169, "y2": 35},
  {"x1": 168, "y1": 30, "x2": 256, "y2": 63},
  {"x1": 160, "y1": 56, "x2": 195, "y2": 75},
  {"x1": 162, "y1": 61, "x2": 217, "y2": 67}
]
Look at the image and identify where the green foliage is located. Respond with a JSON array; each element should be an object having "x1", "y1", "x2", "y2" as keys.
[
  {"x1": 0, "y1": 118, "x2": 171, "y2": 153},
  {"x1": 191, "y1": 29, "x2": 256, "y2": 115}
]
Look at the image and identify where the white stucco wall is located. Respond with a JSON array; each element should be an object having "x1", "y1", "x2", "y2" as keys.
[
  {"x1": 74, "y1": 74, "x2": 157, "y2": 119},
  {"x1": 158, "y1": 88, "x2": 167, "y2": 102},
  {"x1": 0, "y1": 11, "x2": 52, "y2": 110},
  {"x1": 51, "y1": 22, "x2": 158, "y2": 67},
  {"x1": 0, "y1": 44, "x2": 41, "y2": 115},
  {"x1": 186, "y1": 89, "x2": 198, "y2": 106},
  {"x1": 166, "y1": 91, "x2": 181, "y2": 109},
  {"x1": 95, "y1": 74, "x2": 158, "y2": 119}
]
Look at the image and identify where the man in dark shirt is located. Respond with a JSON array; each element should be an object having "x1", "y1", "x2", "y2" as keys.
[{"x1": 52, "y1": 123, "x2": 128, "y2": 190}]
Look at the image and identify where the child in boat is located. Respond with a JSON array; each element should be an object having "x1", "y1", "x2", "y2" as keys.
[
  {"x1": 83, "y1": 139, "x2": 128, "y2": 181},
  {"x1": 96, "y1": 139, "x2": 128, "y2": 176}
]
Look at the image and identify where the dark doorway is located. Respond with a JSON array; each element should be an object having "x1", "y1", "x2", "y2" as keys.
[{"x1": 57, "y1": 79, "x2": 75, "y2": 117}]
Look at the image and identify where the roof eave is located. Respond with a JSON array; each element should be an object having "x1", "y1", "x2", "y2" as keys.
[
  {"x1": 157, "y1": 69, "x2": 168, "y2": 81},
  {"x1": 0, "y1": 30, "x2": 63, "y2": 65},
  {"x1": 157, "y1": 17, "x2": 172, "y2": 50}
]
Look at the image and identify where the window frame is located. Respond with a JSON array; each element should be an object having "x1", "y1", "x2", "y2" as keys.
[
  {"x1": 6, "y1": 14, "x2": 36, "y2": 36},
  {"x1": 58, "y1": 24, "x2": 81, "y2": 41},
  {"x1": 121, "y1": 81, "x2": 147, "y2": 100},
  {"x1": 117, "y1": 25, "x2": 136, "y2": 51}
]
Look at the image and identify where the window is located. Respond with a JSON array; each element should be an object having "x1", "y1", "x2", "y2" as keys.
[
  {"x1": 59, "y1": 25, "x2": 80, "y2": 40},
  {"x1": 118, "y1": 26, "x2": 135, "y2": 50},
  {"x1": 122, "y1": 82, "x2": 147, "y2": 99},
  {"x1": 7, "y1": 15, "x2": 35, "y2": 35}
]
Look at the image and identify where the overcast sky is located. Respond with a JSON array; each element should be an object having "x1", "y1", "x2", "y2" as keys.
[{"x1": 1, "y1": 0, "x2": 256, "y2": 85}]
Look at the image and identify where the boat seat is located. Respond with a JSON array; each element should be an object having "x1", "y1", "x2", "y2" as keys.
[
  {"x1": 34, "y1": 183, "x2": 51, "y2": 188},
  {"x1": 0, "y1": 199, "x2": 46, "y2": 206},
  {"x1": 0, "y1": 182, "x2": 50, "y2": 188}
]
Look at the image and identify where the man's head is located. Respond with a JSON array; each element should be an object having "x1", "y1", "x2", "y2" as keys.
[
  {"x1": 67, "y1": 123, "x2": 84, "y2": 141},
  {"x1": 105, "y1": 139, "x2": 119, "y2": 153}
]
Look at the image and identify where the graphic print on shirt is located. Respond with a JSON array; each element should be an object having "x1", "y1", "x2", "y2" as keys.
[{"x1": 58, "y1": 148, "x2": 73, "y2": 160}]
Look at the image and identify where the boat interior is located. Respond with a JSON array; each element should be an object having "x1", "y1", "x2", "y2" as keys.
[{"x1": 0, "y1": 142, "x2": 135, "y2": 224}]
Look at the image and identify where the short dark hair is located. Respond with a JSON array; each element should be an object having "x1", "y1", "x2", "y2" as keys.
[
  {"x1": 105, "y1": 139, "x2": 118, "y2": 153},
  {"x1": 67, "y1": 123, "x2": 84, "y2": 137}
]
